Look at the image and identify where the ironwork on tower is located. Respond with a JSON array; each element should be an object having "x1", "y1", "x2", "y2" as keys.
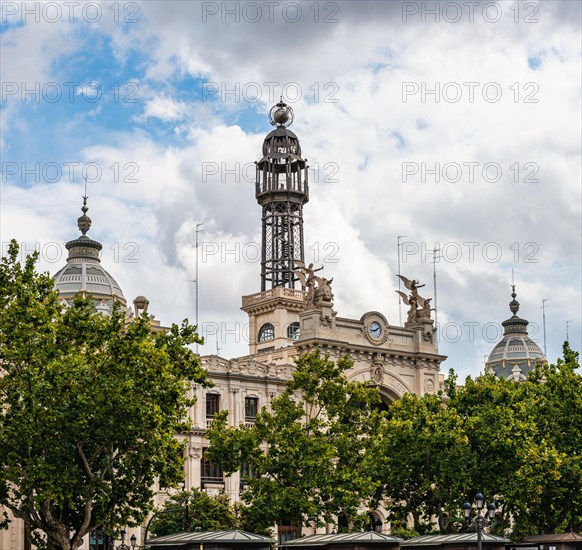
[{"x1": 256, "y1": 100, "x2": 309, "y2": 291}]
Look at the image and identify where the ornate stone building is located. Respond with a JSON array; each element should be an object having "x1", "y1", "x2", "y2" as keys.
[
  {"x1": 0, "y1": 102, "x2": 445, "y2": 549},
  {"x1": 179, "y1": 102, "x2": 446, "y2": 539}
]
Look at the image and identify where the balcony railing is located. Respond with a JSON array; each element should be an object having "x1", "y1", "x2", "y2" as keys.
[
  {"x1": 242, "y1": 287, "x2": 305, "y2": 307},
  {"x1": 201, "y1": 476, "x2": 224, "y2": 487}
]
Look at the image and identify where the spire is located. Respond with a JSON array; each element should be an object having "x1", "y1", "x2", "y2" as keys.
[
  {"x1": 509, "y1": 284, "x2": 520, "y2": 316},
  {"x1": 502, "y1": 284, "x2": 529, "y2": 335},
  {"x1": 77, "y1": 195, "x2": 92, "y2": 236},
  {"x1": 65, "y1": 193, "x2": 102, "y2": 261}
]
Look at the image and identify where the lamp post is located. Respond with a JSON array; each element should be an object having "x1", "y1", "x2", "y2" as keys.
[
  {"x1": 116, "y1": 528, "x2": 138, "y2": 549},
  {"x1": 143, "y1": 506, "x2": 190, "y2": 549},
  {"x1": 463, "y1": 492, "x2": 496, "y2": 550}
]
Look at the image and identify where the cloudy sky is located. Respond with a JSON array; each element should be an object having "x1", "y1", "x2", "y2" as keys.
[{"x1": 1, "y1": 0, "x2": 580, "y2": 378}]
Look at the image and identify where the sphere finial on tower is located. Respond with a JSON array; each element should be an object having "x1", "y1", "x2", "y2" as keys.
[{"x1": 269, "y1": 98, "x2": 294, "y2": 128}]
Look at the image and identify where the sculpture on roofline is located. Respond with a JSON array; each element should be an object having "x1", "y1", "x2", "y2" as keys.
[
  {"x1": 294, "y1": 261, "x2": 334, "y2": 307},
  {"x1": 396, "y1": 275, "x2": 433, "y2": 327}
]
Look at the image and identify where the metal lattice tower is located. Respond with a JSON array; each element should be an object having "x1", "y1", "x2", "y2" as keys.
[{"x1": 256, "y1": 100, "x2": 309, "y2": 290}]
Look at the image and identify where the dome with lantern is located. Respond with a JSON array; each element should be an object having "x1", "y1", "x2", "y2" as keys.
[
  {"x1": 261, "y1": 99, "x2": 304, "y2": 160},
  {"x1": 52, "y1": 197, "x2": 126, "y2": 314},
  {"x1": 256, "y1": 99, "x2": 308, "y2": 201},
  {"x1": 484, "y1": 286, "x2": 546, "y2": 381}
]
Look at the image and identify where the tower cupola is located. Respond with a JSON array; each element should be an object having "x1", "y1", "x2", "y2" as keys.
[
  {"x1": 53, "y1": 196, "x2": 126, "y2": 313},
  {"x1": 485, "y1": 285, "x2": 547, "y2": 381}
]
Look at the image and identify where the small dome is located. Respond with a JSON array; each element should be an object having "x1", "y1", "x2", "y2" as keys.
[
  {"x1": 53, "y1": 260, "x2": 125, "y2": 304},
  {"x1": 485, "y1": 286, "x2": 546, "y2": 381},
  {"x1": 53, "y1": 197, "x2": 126, "y2": 313},
  {"x1": 261, "y1": 99, "x2": 302, "y2": 160},
  {"x1": 261, "y1": 125, "x2": 302, "y2": 159}
]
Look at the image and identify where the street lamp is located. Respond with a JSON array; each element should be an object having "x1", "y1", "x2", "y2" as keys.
[
  {"x1": 463, "y1": 492, "x2": 496, "y2": 550},
  {"x1": 116, "y1": 528, "x2": 138, "y2": 549}
]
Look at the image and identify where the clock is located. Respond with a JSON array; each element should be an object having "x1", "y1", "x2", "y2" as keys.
[{"x1": 369, "y1": 321, "x2": 382, "y2": 339}]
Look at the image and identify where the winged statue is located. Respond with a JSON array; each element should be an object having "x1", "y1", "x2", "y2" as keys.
[
  {"x1": 397, "y1": 274, "x2": 425, "y2": 294},
  {"x1": 395, "y1": 290, "x2": 411, "y2": 305},
  {"x1": 293, "y1": 262, "x2": 332, "y2": 307},
  {"x1": 395, "y1": 275, "x2": 431, "y2": 325}
]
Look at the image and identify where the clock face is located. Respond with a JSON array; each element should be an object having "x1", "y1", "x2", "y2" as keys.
[{"x1": 369, "y1": 321, "x2": 382, "y2": 339}]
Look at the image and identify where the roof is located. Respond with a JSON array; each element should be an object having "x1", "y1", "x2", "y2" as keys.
[
  {"x1": 53, "y1": 259, "x2": 125, "y2": 302},
  {"x1": 284, "y1": 532, "x2": 403, "y2": 546},
  {"x1": 402, "y1": 533, "x2": 509, "y2": 546},
  {"x1": 521, "y1": 533, "x2": 582, "y2": 543},
  {"x1": 146, "y1": 530, "x2": 275, "y2": 546}
]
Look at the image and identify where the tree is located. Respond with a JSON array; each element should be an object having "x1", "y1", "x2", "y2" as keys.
[
  {"x1": 371, "y1": 347, "x2": 581, "y2": 539},
  {"x1": 205, "y1": 350, "x2": 383, "y2": 535},
  {"x1": 372, "y1": 392, "x2": 470, "y2": 534},
  {"x1": 149, "y1": 489, "x2": 237, "y2": 537},
  {"x1": 0, "y1": 241, "x2": 209, "y2": 550},
  {"x1": 505, "y1": 343, "x2": 582, "y2": 538},
  {"x1": 449, "y1": 344, "x2": 582, "y2": 540}
]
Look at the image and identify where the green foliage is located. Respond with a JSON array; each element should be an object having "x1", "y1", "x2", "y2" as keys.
[
  {"x1": 206, "y1": 350, "x2": 383, "y2": 534},
  {"x1": 373, "y1": 393, "x2": 469, "y2": 534},
  {"x1": 349, "y1": 344, "x2": 581, "y2": 539},
  {"x1": 0, "y1": 241, "x2": 209, "y2": 550},
  {"x1": 149, "y1": 489, "x2": 236, "y2": 537}
]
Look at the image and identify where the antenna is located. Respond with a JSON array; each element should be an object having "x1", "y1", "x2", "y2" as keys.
[
  {"x1": 216, "y1": 334, "x2": 221, "y2": 357},
  {"x1": 397, "y1": 235, "x2": 407, "y2": 326},
  {"x1": 566, "y1": 320, "x2": 572, "y2": 343},
  {"x1": 432, "y1": 245, "x2": 441, "y2": 342},
  {"x1": 195, "y1": 222, "x2": 205, "y2": 352},
  {"x1": 541, "y1": 299, "x2": 549, "y2": 357}
]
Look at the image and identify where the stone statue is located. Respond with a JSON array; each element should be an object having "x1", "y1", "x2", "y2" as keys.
[
  {"x1": 313, "y1": 276, "x2": 334, "y2": 306},
  {"x1": 294, "y1": 262, "x2": 333, "y2": 307},
  {"x1": 396, "y1": 275, "x2": 432, "y2": 326},
  {"x1": 417, "y1": 297, "x2": 432, "y2": 321}
]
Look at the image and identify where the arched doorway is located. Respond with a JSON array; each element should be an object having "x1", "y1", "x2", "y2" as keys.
[{"x1": 366, "y1": 511, "x2": 383, "y2": 533}]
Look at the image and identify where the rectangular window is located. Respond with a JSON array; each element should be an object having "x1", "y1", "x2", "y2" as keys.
[
  {"x1": 278, "y1": 519, "x2": 300, "y2": 546},
  {"x1": 90, "y1": 532, "x2": 114, "y2": 550},
  {"x1": 206, "y1": 393, "x2": 220, "y2": 418},
  {"x1": 201, "y1": 448, "x2": 224, "y2": 486},
  {"x1": 245, "y1": 397, "x2": 258, "y2": 421},
  {"x1": 241, "y1": 461, "x2": 254, "y2": 479}
]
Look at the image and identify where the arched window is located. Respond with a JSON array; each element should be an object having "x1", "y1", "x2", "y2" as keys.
[
  {"x1": 287, "y1": 321, "x2": 300, "y2": 340},
  {"x1": 258, "y1": 323, "x2": 275, "y2": 342},
  {"x1": 337, "y1": 512, "x2": 349, "y2": 533}
]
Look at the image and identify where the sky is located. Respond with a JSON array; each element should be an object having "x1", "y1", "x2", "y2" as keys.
[{"x1": 1, "y1": 0, "x2": 581, "y2": 379}]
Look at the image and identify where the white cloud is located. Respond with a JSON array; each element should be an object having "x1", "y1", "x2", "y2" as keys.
[{"x1": 1, "y1": 0, "x2": 580, "y2": 376}]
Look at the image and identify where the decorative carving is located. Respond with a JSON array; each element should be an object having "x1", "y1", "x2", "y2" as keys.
[
  {"x1": 422, "y1": 330, "x2": 434, "y2": 344},
  {"x1": 188, "y1": 445, "x2": 202, "y2": 459},
  {"x1": 424, "y1": 378, "x2": 435, "y2": 394},
  {"x1": 385, "y1": 374, "x2": 409, "y2": 397},
  {"x1": 371, "y1": 364, "x2": 384, "y2": 384},
  {"x1": 320, "y1": 314, "x2": 335, "y2": 329}
]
